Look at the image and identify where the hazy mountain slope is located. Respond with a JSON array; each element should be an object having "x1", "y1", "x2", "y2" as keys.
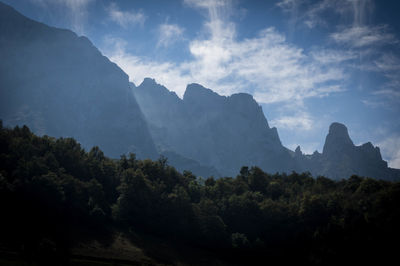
[
  {"x1": 134, "y1": 79, "x2": 295, "y2": 177},
  {"x1": 160, "y1": 150, "x2": 221, "y2": 178},
  {"x1": 0, "y1": 2, "x2": 157, "y2": 159},
  {"x1": 182, "y1": 83, "x2": 294, "y2": 176},
  {"x1": 132, "y1": 79, "x2": 220, "y2": 177}
]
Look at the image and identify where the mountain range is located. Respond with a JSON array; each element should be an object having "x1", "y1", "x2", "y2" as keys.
[
  {"x1": 133, "y1": 79, "x2": 400, "y2": 180},
  {"x1": 0, "y1": 2, "x2": 399, "y2": 180}
]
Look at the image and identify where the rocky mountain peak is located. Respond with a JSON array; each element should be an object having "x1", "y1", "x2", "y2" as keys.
[
  {"x1": 295, "y1": 146, "x2": 302, "y2": 156},
  {"x1": 140, "y1": 77, "x2": 157, "y2": 86},
  {"x1": 323, "y1": 122, "x2": 354, "y2": 155},
  {"x1": 329, "y1": 122, "x2": 351, "y2": 137},
  {"x1": 183, "y1": 83, "x2": 221, "y2": 102},
  {"x1": 228, "y1": 93, "x2": 262, "y2": 115},
  {"x1": 229, "y1": 92, "x2": 255, "y2": 102},
  {"x1": 135, "y1": 78, "x2": 180, "y2": 107},
  {"x1": 138, "y1": 78, "x2": 173, "y2": 95}
]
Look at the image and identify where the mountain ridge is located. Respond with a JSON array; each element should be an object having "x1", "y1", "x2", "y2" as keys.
[
  {"x1": 134, "y1": 77, "x2": 400, "y2": 180},
  {"x1": 134, "y1": 78, "x2": 294, "y2": 177}
]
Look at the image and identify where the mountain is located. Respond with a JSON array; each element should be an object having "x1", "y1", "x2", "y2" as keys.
[
  {"x1": 133, "y1": 78, "x2": 400, "y2": 180},
  {"x1": 0, "y1": 2, "x2": 157, "y2": 159},
  {"x1": 1, "y1": 1, "x2": 398, "y2": 180},
  {"x1": 133, "y1": 79, "x2": 295, "y2": 177},
  {"x1": 296, "y1": 122, "x2": 400, "y2": 180},
  {"x1": 130, "y1": 79, "x2": 220, "y2": 177}
]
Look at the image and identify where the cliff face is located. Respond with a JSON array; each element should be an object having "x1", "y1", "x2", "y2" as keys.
[
  {"x1": 316, "y1": 123, "x2": 393, "y2": 180},
  {"x1": 0, "y1": 2, "x2": 157, "y2": 159},
  {"x1": 134, "y1": 80, "x2": 294, "y2": 177},
  {"x1": 323, "y1": 122, "x2": 355, "y2": 157}
]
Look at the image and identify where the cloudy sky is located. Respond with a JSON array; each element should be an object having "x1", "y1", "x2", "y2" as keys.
[{"x1": 4, "y1": 0, "x2": 400, "y2": 168}]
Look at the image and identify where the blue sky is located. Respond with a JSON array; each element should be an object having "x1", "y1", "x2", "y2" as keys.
[{"x1": 3, "y1": 0, "x2": 400, "y2": 168}]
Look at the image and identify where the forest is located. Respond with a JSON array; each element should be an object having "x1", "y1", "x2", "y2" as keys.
[{"x1": 1, "y1": 121, "x2": 399, "y2": 265}]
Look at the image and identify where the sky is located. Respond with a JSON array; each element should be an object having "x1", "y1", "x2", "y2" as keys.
[{"x1": 3, "y1": 0, "x2": 400, "y2": 168}]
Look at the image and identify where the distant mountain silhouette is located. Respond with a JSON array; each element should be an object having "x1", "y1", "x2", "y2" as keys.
[
  {"x1": 0, "y1": 2, "x2": 157, "y2": 159},
  {"x1": 134, "y1": 79, "x2": 400, "y2": 180},
  {"x1": 294, "y1": 122, "x2": 400, "y2": 180}
]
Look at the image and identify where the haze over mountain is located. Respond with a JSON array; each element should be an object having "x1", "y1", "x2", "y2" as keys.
[
  {"x1": 0, "y1": 2, "x2": 157, "y2": 159},
  {"x1": 0, "y1": 1, "x2": 399, "y2": 180},
  {"x1": 133, "y1": 78, "x2": 400, "y2": 180}
]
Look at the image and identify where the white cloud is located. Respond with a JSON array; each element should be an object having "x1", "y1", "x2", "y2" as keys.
[
  {"x1": 277, "y1": 0, "x2": 400, "y2": 101},
  {"x1": 351, "y1": 0, "x2": 374, "y2": 26},
  {"x1": 183, "y1": 0, "x2": 228, "y2": 10},
  {"x1": 329, "y1": 25, "x2": 400, "y2": 107},
  {"x1": 107, "y1": 2, "x2": 146, "y2": 28},
  {"x1": 103, "y1": 0, "x2": 346, "y2": 108},
  {"x1": 361, "y1": 99, "x2": 385, "y2": 108},
  {"x1": 278, "y1": 0, "x2": 374, "y2": 29},
  {"x1": 276, "y1": 0, "x2": 356, "y2": 29},
  {"x1": 331, "y1": 25, "x2": 396, "y2": 48},
  {"x1": 270, "y1": 112, "x2": 313, "y2": 131},
  {"x1": 103, "y1": 37, "x2": 192, "y2": 96},
  {"x1": 305, "y1": 0, "x2": 354, "y2": 28},
  {"x1": 374, "y1": 53, "x2": 400, "y2": 72},
  {"x1": 157, "y1": 23, "x2": 184, "y2": 47},
  {"x1": 310, "y1": 49, "x2": 357, "y2": 64},
  {"x1": 276, "y1": 0, "x2": 301, "y2": 12},
  {"x1": 377, "y1": 136, "x2": 400, "y2": 168},
  {"x1": 373, "y1": 89, "x2": 400, "y2": 99},
  {"x1": 30, "y1": 0, "x2": 95, "y2": 35},
  {"x1": 374, "y1": 54, "x2": 400, "y2": 92}
]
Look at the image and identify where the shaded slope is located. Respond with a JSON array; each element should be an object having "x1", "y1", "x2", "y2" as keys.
[{"x1": 0, "y1": 2, "x2": 157, "y2": 159}]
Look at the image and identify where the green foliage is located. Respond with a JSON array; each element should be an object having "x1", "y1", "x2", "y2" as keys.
[{"x1": 1, "y1": 123, "x2": 399, "y2": 265}]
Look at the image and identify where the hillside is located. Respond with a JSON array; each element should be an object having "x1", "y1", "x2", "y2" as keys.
[{"x1": 1, "y1": 123, "x2": 399, "y2": 265}]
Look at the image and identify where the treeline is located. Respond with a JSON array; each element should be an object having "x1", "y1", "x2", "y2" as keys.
[{"x1": 1, "y1": 122, "x2": 399, "y2": 265}]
